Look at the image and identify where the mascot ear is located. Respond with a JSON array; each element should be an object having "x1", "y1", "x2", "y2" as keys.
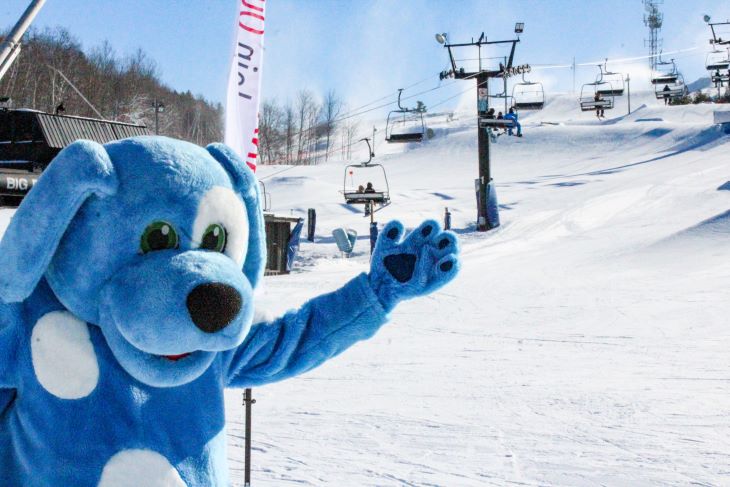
[
  {"x1": 206, "y1": 143, "x2": 266, "y2": 290},
  {"x1": 0, "y1": 140, "x2": 118, "y2": 303}
]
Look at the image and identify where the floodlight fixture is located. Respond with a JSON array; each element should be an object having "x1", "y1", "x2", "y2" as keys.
[
  {"x1": 515, "y1": 22, "x2": 524, "y2": 34},
  {"x1": 704, "y1": 14, "x2": 711, "y2": 23},
  {"x1": 435, "y1": 33, "x2": 447, "y2": 45}
]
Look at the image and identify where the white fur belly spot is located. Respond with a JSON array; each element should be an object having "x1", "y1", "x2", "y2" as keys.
[
  {"x1": 98, "y1": 449, "x2": 186, "y2": 487},
  {"x1": 31, "y1": 311, "x2": 99, "y2": 399}
]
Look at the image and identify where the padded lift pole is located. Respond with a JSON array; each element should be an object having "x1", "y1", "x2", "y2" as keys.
[
  {"x1": 440, "y1": 32, "x2": 522, "y2": 231},
  {"x1": 476, "y1": 71, "x2": 493, "y2": 232}
]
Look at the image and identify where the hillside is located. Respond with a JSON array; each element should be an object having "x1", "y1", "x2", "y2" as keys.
[
  {"x1": 0, "y1": 91, "x2": 725, "y2": 486},
  {"x1": 0, "y1": 28, "x2": 223, "y2": 145},
  {"x1": 223, "y1": 92, "x2": 730, "y2": 486}
]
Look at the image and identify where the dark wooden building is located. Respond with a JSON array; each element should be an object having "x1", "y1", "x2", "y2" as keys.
[
  {"x1": 264, "y1": 214, "x2": 303, "y2": 275},
  {"x1": 0, "y1": 108, "x2": 148, "y2": 205}
]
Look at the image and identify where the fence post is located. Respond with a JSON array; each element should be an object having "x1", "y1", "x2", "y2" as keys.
[
  {"x1": 369, "y1": 221, "x2": 378, "y2": 256},
  {"x1": 243, "y1": 388, "x2": 256, "y2": 486},
  {"x1": 307, "y1": 208, "x2": 316, "y2": 242}
]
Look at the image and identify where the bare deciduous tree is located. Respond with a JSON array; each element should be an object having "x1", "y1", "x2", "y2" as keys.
[
  {"x1": 320, "y1": 89, "x2": 342, "y2": 161},
  {"x1": 0, "y1": 27, "x2": 224, "y2": 146}
]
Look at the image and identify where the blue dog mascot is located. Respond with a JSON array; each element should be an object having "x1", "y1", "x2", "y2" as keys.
[{"x1": 0, "y1": 136, "x2": 459, "y2": 486}]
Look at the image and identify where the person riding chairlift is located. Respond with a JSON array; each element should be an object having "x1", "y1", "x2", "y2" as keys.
[
  {"x1": 594, "y1": 92, "x2": 605, "y2": 120},
  {"x1": 662, "y1": 84, "x2": 671, "y2": 106},
  {"x1": 364, "y1": 182, "x2": 376, "y2": 194},
  {"x1": 495, "y1": 111, "x2": 506, "y2": 136},
  {"x1": 504, "y1": 107, "x2": 522, "y2": 137}
]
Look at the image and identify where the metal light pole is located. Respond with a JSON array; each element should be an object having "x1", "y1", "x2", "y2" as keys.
[
  {"x1": 436, "y1": 26, "x2": 525, "y2": 232},
  {"x1": 152, "y1": 99, "x2": 165, "y2": 135},
  {"x1": 0, "y1": 0, "x2": 47, "y2": 82}
]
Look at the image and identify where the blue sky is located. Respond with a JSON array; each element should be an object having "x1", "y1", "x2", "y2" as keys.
[{"x1": 3, "y1": 1, "x2": 730, "y2": 113}]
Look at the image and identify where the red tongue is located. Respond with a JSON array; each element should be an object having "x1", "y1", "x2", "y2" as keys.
[{"x1": 163, "y1": 353, "x2": 191, "y2": 361}]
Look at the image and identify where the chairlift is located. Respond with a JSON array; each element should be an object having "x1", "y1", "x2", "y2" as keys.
[
  {"x1": 579, "y1": 81, "x2": 614, "y2": 112},
  {"x1": 595, "y1": 61, "x2": 625, "y2": 97},
  {"x1": 651, "y1": 58, "x2": 679, "y2": 85},
  {"x1": 478, "y1": 118, "x2": 516, "y2": 130},
  {"x1": 654, "y1": 70, "x2": 687, "y2": 100},
  {"x1": 385, "y1": 89, "x2": 425, "y2": 143},
  {"x1": 512, "y1": 72, "x2": 545, "y2": 110},
  {"x1": 342, "y1": 138, "x2": 390, "y2": 216},
  {"x1": 706, "y1": 48, "x2": 730, "y2": 71}
]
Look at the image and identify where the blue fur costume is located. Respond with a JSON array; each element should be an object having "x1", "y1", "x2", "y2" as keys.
[{"x1": 0, "y1": 136, "x2": 459, "y2": 486}]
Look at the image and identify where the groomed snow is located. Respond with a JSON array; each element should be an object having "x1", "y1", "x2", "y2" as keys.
[
  {"x1": 0, "y1": 92, "x2": 726, "y2": 486},
  {"x1": 225, "y1": 93, "x2": 730, "y2": 486}
]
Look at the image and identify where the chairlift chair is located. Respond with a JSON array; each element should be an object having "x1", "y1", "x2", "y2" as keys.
[
  {"x1": 654, "y1": 72, "x2": 687, "y2": 100},
  {"x1": 595, "y1": 62, "x2": 625, "y2": 97},
  {"x1": 651, "y1": 59, "x2": 679, "y2": 85},
  {"x1": 341, "y1": 138, "x2": 391, "y2": 216},
  {"x1": 511, "y1": 72, "x2": 545, "y2": 110},
  {"x1": 579, "y1": 81, "x2": 614, "y2": 112},
  {"x1": 385, "y1": 89, "x2": 426, "y2": 143},
  {"x1": 711, "y1": 71, "x2": 730, "y2": 85},
  {"x1": 478, "y1": 118, "x2": 516, "y2": 130},
  {"x1": 705, "y1": 48, "x2": 730, "y2": 71}
]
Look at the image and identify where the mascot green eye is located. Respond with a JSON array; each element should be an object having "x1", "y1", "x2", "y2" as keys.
[
  {"x1": 140, "y1": 221, "x2": 179, "y2": 254},
  {"x1": 200, "y1": 224, "x2": 227, "y2": 252}
]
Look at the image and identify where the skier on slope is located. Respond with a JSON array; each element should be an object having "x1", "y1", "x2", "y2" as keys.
[{"x1": 504, "y1": 107, "x2": 522, "y2": 137}]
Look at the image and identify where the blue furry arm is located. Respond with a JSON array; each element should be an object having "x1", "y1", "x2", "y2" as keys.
[{"x1": 224, "y1": 272, "x2": 387, "y2": 387}]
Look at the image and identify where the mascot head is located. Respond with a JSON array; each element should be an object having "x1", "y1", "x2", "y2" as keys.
[{"x1": 0, "y1": 136, "x2": 266, "y2": 387}]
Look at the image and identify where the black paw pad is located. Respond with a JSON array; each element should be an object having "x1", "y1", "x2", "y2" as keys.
[
  {"x1": 440, "y1": 261, "x2": 454, "y2": 272},
  {"x1": 387, "y1": 227, "x2": 399, "y2": 239},
  {"x1": 438, "y1": 238, "x2": 450, "y2": 250},
  {"x1": 384, "y1": 253, "x2": 417, "y2": 283},
  {"x1": 421, "y1": 225, "x2": 433, "y2": 237}
]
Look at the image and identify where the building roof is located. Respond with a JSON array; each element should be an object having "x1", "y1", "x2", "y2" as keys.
[{"x1": 35, "y1": 113, "x2": 148, "y2": 148}]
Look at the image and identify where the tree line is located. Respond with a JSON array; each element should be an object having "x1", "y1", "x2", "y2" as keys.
[
  {"x1": 258, "y1": 88, "x2": 364, "y2": 166},
  {"x1": 0, "y1": 27, "x2": 365, "y2": 164},
  {"x1": 0, "y1": 27, "x2": 223, "y2": 146}
]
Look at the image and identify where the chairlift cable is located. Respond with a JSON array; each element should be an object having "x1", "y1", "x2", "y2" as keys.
[
  {"x1": 260, "y1": 77, "x2": 488, "y2": 182},
  {"x1": 271, "y1": 78, "x2": 460, "y2": 146}
]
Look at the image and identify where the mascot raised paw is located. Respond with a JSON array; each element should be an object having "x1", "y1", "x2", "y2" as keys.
[{"x1": 0, "y1": 136, "x2": 459, "y2": 486}]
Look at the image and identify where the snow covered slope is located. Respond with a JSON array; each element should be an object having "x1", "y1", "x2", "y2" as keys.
[{"x1": 226, "y1": 94, "x2": 730, "y2": 486}]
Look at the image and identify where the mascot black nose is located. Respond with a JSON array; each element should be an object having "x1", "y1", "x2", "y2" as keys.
[{"x1": 186, "y1": 283, "x2": 242, "y2": 333}]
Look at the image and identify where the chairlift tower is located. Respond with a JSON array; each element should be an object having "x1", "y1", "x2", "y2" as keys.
[
  {"x1": 643, "y1": 0, "x2": 664, "y2": 71},
  {"x1": 436, "y1": 26, "x2": 527, "y2": 232}
]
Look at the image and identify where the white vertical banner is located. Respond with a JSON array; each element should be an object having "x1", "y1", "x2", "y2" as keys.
[{"x1": 225, "y1": 0, "x2": 265, "y2": 172}]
